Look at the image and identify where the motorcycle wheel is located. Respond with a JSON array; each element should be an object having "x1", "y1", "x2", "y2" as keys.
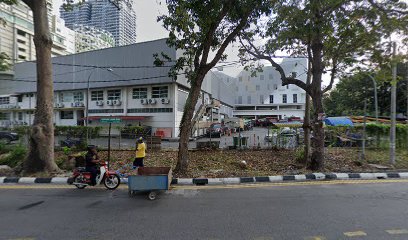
[
  {"x1": 104, "y1": 175, "x2": 120, "y2": 190},
  {"x1": 73, "y1": 175, "x2": 87, "y2": 189}
]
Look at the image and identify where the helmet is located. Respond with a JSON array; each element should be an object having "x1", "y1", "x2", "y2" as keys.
[
  {"x1": 87, "y1": 145, "x2": 97, "y2": 151},
  {"x1": 137, "y1": 137, "x2": 143, "y2": 142}
]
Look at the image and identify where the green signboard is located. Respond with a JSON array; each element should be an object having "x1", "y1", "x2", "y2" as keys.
[{"x1": 100, "y1": 118, "x2": 122, "y2": 123}]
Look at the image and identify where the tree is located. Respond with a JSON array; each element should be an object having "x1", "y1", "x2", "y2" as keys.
[
  {"x1": 239, "y1": 0, "x2": 408, "y2": 170},
  {"x1": 17, "y1": 0, "x2": 59, "y2": 174},
  {"x1": 324, "y1": 66, "x2": 408, "y2": 117},
  {"x1": 156, "y1": 0, "x2": 270, "y2": 173},
  {"x1": 0, "y1": 52, "x2": 11, "y2": 71}
]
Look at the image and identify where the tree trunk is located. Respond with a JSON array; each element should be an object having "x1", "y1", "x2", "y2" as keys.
[
  {"x1": 302, "y1": 92, "x2": 311, "y2": 165},
  {"x1": 23, "y1": 0, "x2": 59, "y2": 174},
  {"x1": 175, "y1": 74, "x2": 206, "y2": 174},
  {"x1": 309, "y1": 89, "x2": 325, "y2": 170}
]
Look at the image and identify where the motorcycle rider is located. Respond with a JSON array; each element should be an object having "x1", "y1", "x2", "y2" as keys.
[{"x1": 85, "y1": 145, "x2": 100, "y2": 186}]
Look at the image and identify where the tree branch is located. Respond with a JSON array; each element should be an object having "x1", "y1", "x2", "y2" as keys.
[
  {"x1": 240, "y1": 36, "x2": 310, "y2": 94},
  {"x1": 200, "y1": 0, "x2": 233, "y2": 67}
]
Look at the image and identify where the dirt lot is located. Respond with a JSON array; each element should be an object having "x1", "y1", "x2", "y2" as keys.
[{"x1": 58, "y1": 147, "x2": 408, "y2": 178}]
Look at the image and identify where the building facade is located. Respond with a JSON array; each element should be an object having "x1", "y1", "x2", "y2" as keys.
[
  {"x1": 0, "y1": 39, "x2": 234, "y2": 138},
  {"x1": 232, "y1": 59, "x2": 308, "y2": 121},
  {"x1": 60, "y1": 0, "x2": 137, "y2": 47},
  {"x1": 73, "y1": 25, "x2": 115, "y2": 53},
  {"x1": 0, "y1": 2, "x2": 75, "y2": 64}
]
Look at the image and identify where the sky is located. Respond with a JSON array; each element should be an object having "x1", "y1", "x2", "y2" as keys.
[{"x1": 52, "y1": 0, "x2": 326, "y2": 82}]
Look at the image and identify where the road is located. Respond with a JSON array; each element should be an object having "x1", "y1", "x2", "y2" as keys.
[{"x1": 1, "y1": 180, "x2": 408, "y2": 240}]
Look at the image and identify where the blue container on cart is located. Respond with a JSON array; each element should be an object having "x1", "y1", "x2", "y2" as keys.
[{"x1": 127, "y1": 167, "x2": 172, "y2": 200}]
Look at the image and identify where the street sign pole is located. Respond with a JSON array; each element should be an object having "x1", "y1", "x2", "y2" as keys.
[{"x1": 107, "y1": 122, "x2": 111, "y2": 170}]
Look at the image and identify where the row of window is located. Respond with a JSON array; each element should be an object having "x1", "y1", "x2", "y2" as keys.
[
  {"x1": 91, "y1": 86, "x2": 169, "y2": 101},
  {"x1": 128, "y1": 108, "x2": 173, "y2": 113},
  {"x1": 0, "y1": 97, "x2": 10, "y2": 105},
  {"x1": 237, "y1": 94, "x2": 298, "y2": 104}
]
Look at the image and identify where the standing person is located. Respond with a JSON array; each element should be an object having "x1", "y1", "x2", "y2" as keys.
[
  {"x1": 133, "y1": 137, "x2": 146, "y2": 168},
  {"x1": 85, "y1": 145, "x2": 100, "y2": 186}
]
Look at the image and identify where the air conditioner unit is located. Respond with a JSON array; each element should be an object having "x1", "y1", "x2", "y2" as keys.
[
  {"x1": 106, "y1": 100, "x2": 114, "y2": 106},
  {"x1": 58, "y1": 103, "x2": 65, "y2": 108},
  {"x1": 140, "y1": 99, "x2": 148, "y2": 105},
  {"x1": 149, "y1": 99, "x2": 157, "y2": 105},
  {"x1": 113, "y1": 100, "x2": 122, "y2": 106},
  {"x1": 161, "y1": 98, "x2": 170, "y2": 104},
  {"x1": 74, "y1": 102, "x2": 84, "y2": 107},
  {"x1": 96, "y1": 100, "x2": 104, "y2": 106},
  {"x1": 71, "y1": 102, "x2": 76, "y2": 107}
]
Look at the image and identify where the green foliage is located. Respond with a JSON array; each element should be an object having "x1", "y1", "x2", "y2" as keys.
[
  {"x1": 0, "y1": 52, "x2": 11, "y2": 71},
  {"x1": 54, "y1": 126, "x2": 102, "y2": 138},
  {"x1": 62, "y1": 146, "x2": 72, "y2": 156},
  {"x1": 324, "y1": 68, "x2": 408, "y2": 117},
  {"x1": 294, "y1": 148, "x2": 305, "y2": 163},
  {"x1": 0, "y1": 145, "x2": 27, "y2": 168}
]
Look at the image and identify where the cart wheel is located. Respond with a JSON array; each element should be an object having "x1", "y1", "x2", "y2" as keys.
[{"x1": 148, "y1": 191, "x2": 157, "y2": 200}]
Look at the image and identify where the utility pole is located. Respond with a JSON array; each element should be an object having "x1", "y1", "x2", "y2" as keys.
[
  {"x1": 390, "y1": 42, "x2": 397, "y2": 165},
  {"x1": 361, "y1": 100, "x2": 366, "y2": 161},
  {"x1": 406, "y1": 62, "x2": 408, "y2": 150}
]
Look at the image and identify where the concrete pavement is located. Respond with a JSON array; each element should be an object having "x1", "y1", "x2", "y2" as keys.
[{"x1": 1, "y1": 180, "x2": 408, "y2": 240}]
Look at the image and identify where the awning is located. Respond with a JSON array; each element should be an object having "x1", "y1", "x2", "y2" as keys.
[
  {"x1": 324, "y1": 117, "x2": 354, "y2": 126},
  {"x1": 80, "y1": 116, "x2": 150, "y2": 121}
]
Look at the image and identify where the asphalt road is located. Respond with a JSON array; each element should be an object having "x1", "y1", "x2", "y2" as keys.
[{"x1": 1, "y1": 180, "x2": 408, "y2": 240}]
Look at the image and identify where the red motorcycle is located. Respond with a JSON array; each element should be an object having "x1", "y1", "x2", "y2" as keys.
[{"x1": 72, "y1": 161, "x2": 121, "y2": 190}]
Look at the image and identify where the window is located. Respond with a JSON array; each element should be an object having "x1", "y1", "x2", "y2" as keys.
[
  {"x1": 256, "y1": 85, "x2": 260, "y2": 91},
  {"x1": 0, "y1": 113, "x2": 10, "y2": 120},
  {"x1": 260, "y1": 75, "x2": 264, "y2": 80},
  {"x1": 274, "y1": 84, "x2": 278, "y2": 90},
  {"x1": 260, "y1": 95, "x2": 264, "y2": 104},
  {"x1": 293, "y1": 94, "x2": 298, "y2": 103},
  {"x1": 73, "y1": 92, "x2": 83, "y2": 102},
  {"x1": 18, "y1": 48, "x2": 26, "y2": 52},
  {"x1": 17, "y1": 95, "x2": 23, "y2": 102},
  {"x1": 17, "y1": 39, "x2": 25, "y2": 44},
  {"x1": 59, "y1": 92, "x2": 73, "y2": 102},
  {"x1": 0, "y1": 97, "x2": 10, "y2": 105},
  {"x1": 107, "y1": 89, "x2": 121, "y2": 100},
  {"x1": 247, "y1": 96, "x2": 251, "y2": 104},
  {"x1": 17, "y1": 29, "x2": 26, "y2": 36},
  {"x1": 18, "y1": 55, "x2": 26, "y2": 60},
  {"x1": 287, "y1": 85, "x2": 289, "y2": 89},
  {"x1": 238, "y1": 96, "x2": 242, "y2": 104},
  {"x1": 283, "y1": 94, "x2": 287, "y2": 103},
  {"x1": 152, "y1": 86, "x2": 168, "y2": 98},
  {"x1": 238, "y1": 77, "x2": 242, "y2": 82},
  {"x1": 18, "y1": 112, "x2": 23, "y2": 121},
  {"x1": 91, "y1": 91, "x2": 103, "y2": 101},
  {"x1": 60, "y1": 111, "x2": 74, "y2": 119},
  {"x1": 132, "y1": 88, "x2": 148, "y2": 99},
  {"x1": 269, "y1": 95, "x2": 274, "y2": 104}
]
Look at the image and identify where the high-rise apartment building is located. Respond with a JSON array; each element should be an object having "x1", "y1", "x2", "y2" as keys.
[
  {"x1": 0, "y1": 1, "x2": 75, "y2": 64},
  {"x1": 60, "y1": 0, "x2": 137, "y2": 46},
  {"x1": 73, "y1": 24, "x2": 115, "y2": 53}
]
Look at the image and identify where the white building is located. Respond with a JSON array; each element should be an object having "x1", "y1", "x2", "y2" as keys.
[
  {"x1": 232, "y1": 59, "x2": 308, "y2": 121},
  {"x1": 0, "y1": 39, "x2": 235, "y2": 138},
  {"x1": 0, "y1": 1, "x2": 75, "y2": 63}
]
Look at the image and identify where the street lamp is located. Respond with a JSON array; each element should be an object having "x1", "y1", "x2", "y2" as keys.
[
  {"x1": 85, "y1": 67, "x2": 113, "y2": 143},
  {"x1": 365, "y1": 74, "x2": 379, "y2": 123}
]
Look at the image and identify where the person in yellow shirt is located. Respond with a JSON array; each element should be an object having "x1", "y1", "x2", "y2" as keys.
[{"x1": 133, "y1": 137, "x2": 146, "y2": 168}]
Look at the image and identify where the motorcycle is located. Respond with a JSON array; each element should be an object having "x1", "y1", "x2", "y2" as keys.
[{"x1": 72, "y1": 161, "x2": 121, "y2": 190}]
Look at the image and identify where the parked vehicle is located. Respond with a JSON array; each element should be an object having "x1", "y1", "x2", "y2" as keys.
[
  {"x1": 0, "y1": 131, "x2": 19, "y2": 144},
  {"x1": 71, "y1": 161, "x2": 120, "y2": 190},
  {"x1": 206, "y1": 123, "x2": 224, "y2": 137}
]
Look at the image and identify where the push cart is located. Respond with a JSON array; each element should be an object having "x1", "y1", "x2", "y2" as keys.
[{"x1": 127, "y1": 167, "x2": 172, "y2": 200}]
